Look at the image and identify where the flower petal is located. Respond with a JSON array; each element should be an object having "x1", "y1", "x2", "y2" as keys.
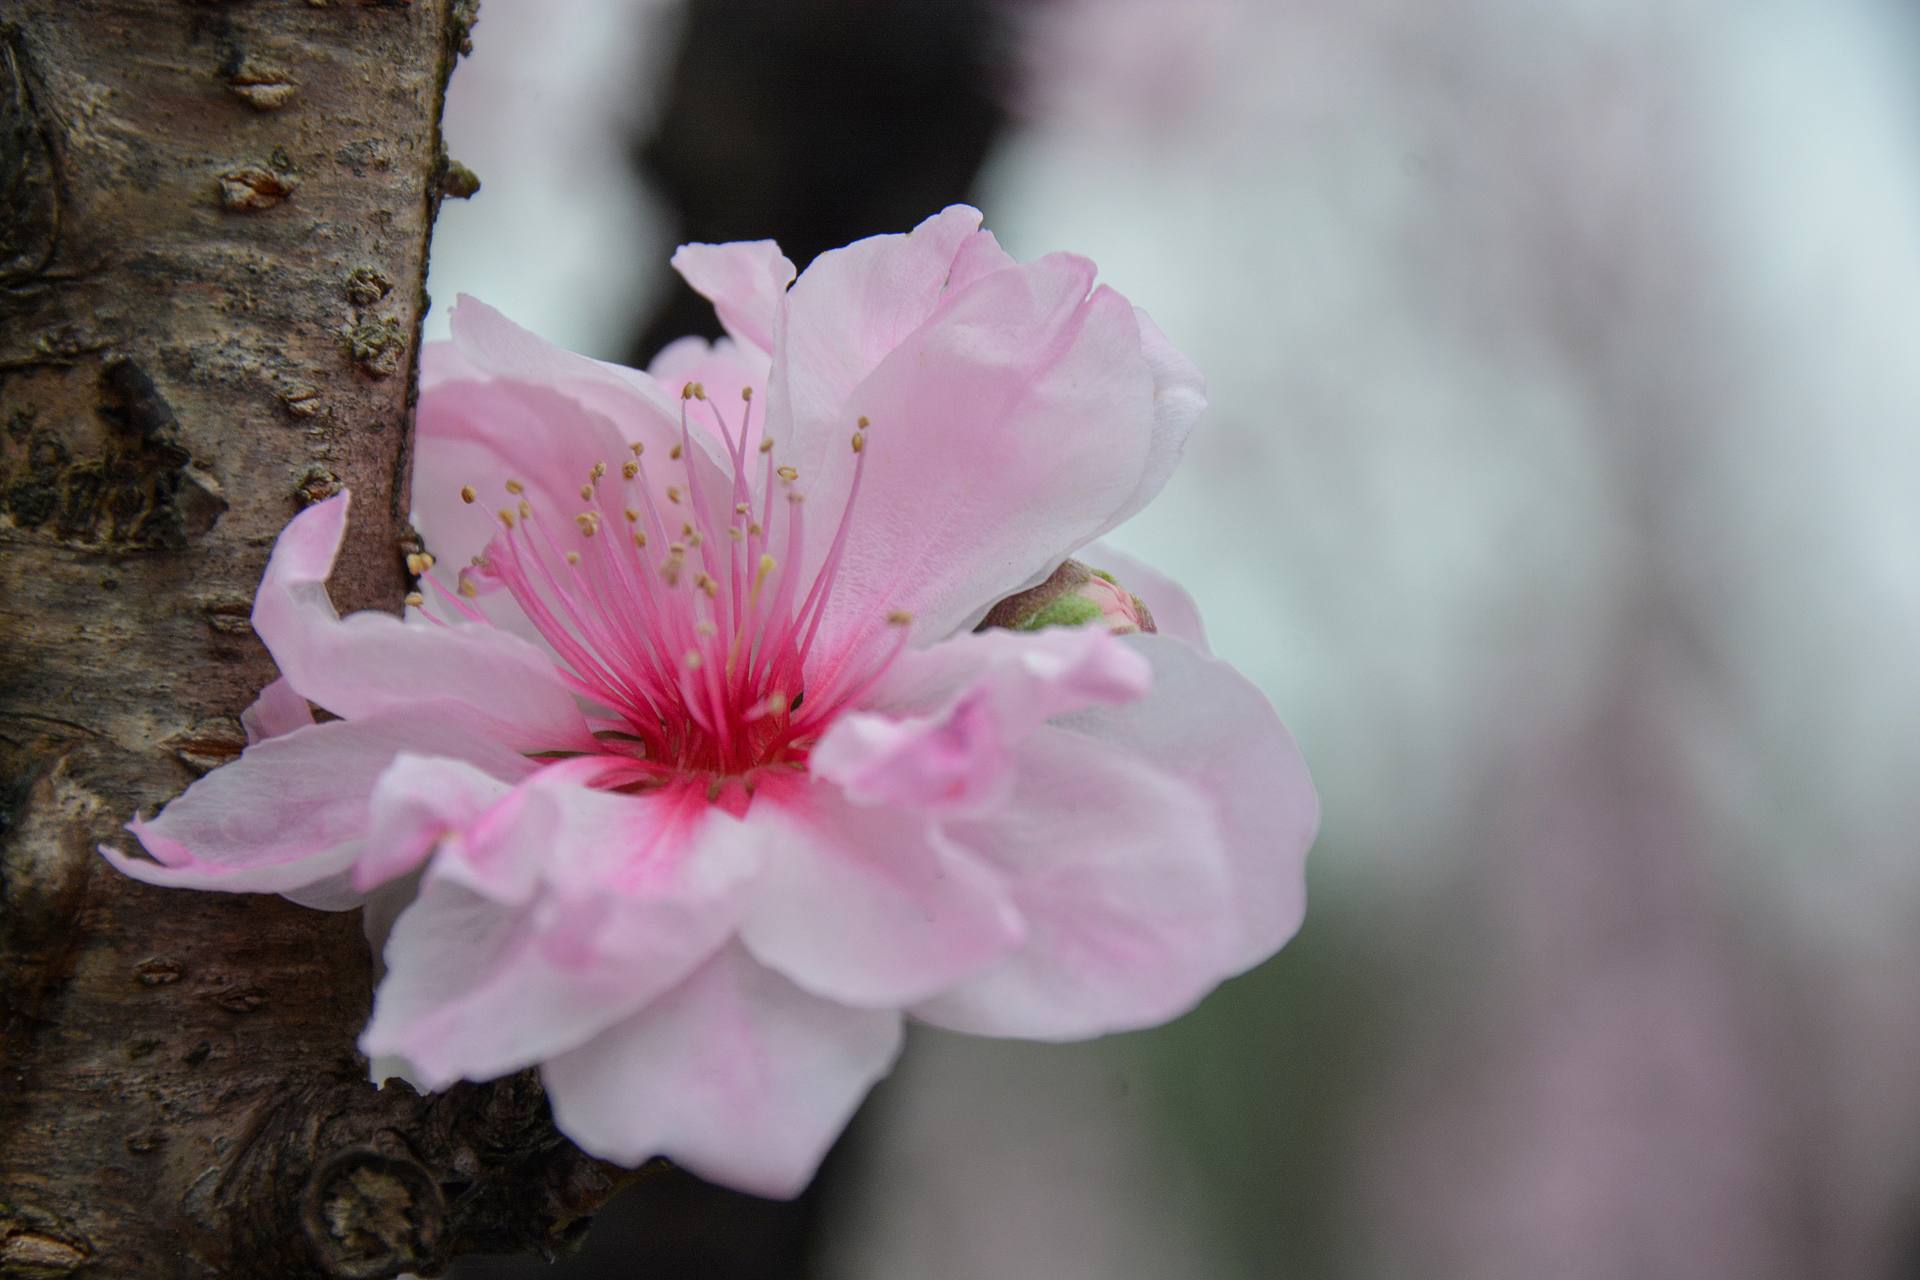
[
  {"x1": 670, "y1": 238, "x2": 796, "y2": 357},
  {"x1": 804, "y1": 257, "x2": 1160, "y2": 656},
  {"x1": 239, "y1": 676, "x2": 314, "y2": 743},
  {"x1": 911, "y1": 726, "x2": 1234, "y2": 1040},
  {"x1": 1075, "y1": 541, "x2": 1209, "y2": 651},
  {"x1": 252, "y1": 493, "x2": 592, "y2": 753},
  {"x1": 812, "y1": 627, "x2": 1151, "y2": 814},
  {"x1": 1098, "y1": 307, "x2": 1206, "y2": 534},
  {"x1": 735, "y1": 777, "x2": 1024, "y2": 1007},
  {"x1": 101, "y1": 705, "x2": 534, "y2": 896},
  {"x1": 1057, "y1": 635, "x2": 1318, "y2": 973},
  {"x1": 361, "y1": 782, "x2": 758, "y2": 1086},
  {"x1": 768, "y1": 206, "x2": 984, "y2": 469},
  {"x1": 353, "y1": 754, "x2": 516, "y2": 893},
  {"x1": 543, "y1": 944, "x2": 902, "y2": 1198}
]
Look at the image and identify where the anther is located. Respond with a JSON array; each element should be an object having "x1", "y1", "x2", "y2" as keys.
[
  {"x1": 857, "y1": 415, "x2": 870, "y2": 429},
  {"x1": 684, "y1": 650, "x2": 702, "y2": 668},
  {"x1": 579, "y1": 484, "x2": 594, "y2": 501},
  {"x1": 405, "y1": 591, "x2": 425, "y2": 608},
  {"x1": 459, "y1": 485, "x2": 476, "y2": 504},
  {"x1": 695, "y1": 620, "x2": 717, "y2": 637},
  {"x1": 735, "y1": 502, "x2": 751, "y2": 515},
  {"x1": 624, "y1": 507, "x2": 640, "y2": 523},
  {"x1": 575, "y1": 512, "x2": 600, "y2": 535},
  {"x1": 405, "y1": 552, "x2": 428, "y2": 576},
  {"x1": 590, "y1": 460, "x2": 607, "y2": 480},
  {"x1": 565, "y1": 550, "x2": 581, "y2": 565},
  {"x1": 741, "y1": 386, "x2": 753, "y2": 401},
  {"x1": 728, "y1": 527, "x2": 743, "y2": 541},
  {"x1": 669, "y1": 444, "x2": 683, "y2": 461},
  {"x1": 497, "y1": 508, "x2": 516, "y2": 529},
  {"x1": 748, "y1": 522, "x2": 763, "y2": 536},
  {"x1": 681, "y1": 382, "x2": 695, "y2": 400},
  {"x1": 886, "y1": 609, "x2": 913, "y2": 625},
  {"x1": 692, "y1": 382, "x2": 706, "y2": 400},
  {"x1": 518, "y1": 499, "x2": 532, "y2": 519},
  {"x1": 622, "y1": 460, "x2": 639, "y2": 480},
  {"x1": 629, "y1": 441, "x2": 645, "y2": 456},
  {"x1": 777, "y1": 465, "x2": 798, "y2": 482},
  {"x1": 458, "y1": 579, "x2": 478, "y2": 598},
  {"x1": 505, "y1": 479, "x2": 525, "y2": 495},
  {"x1": 633, "y1": 530, "x2": 647, "y2": 548},
  {"x1": 666, "y1": 485, "x2": 682, "y2": 504},
  {"x1": 760, "y1": 437, "x2": 774, "y2": 454},
  {"x1": 851, "y1": 432, "x2": 866, "y2": 453}
]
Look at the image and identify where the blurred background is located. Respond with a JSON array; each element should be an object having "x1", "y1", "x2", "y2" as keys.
[{"x1": 432, "y1": 1, "x2": 1920, "y2": 1276}]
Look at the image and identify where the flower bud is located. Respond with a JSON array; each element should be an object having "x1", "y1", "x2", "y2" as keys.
[{"x1": 978, "y1": 560, "x2": 1156, "y2": 635}]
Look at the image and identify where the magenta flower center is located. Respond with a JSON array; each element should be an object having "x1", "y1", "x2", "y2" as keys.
[{"x1": 422, "y1": 384, "x2": 906, "y2": 799}]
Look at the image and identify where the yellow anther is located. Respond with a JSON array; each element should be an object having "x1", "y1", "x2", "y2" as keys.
[
  {"x1": 505, "y1": 478, "x2": 525, "y2": 495},
  {"x1": 669, "y1": 443, "x2": 683, "y2": 461},
  {"x1": 687, "y1": 531, "x2": 703, "y2": 548},
  {"x1": 666, "y1": 485, "x2": 682, "y2": 504},
  {"x1": 405, "y1": 591, "x2": 424, "y2": 608},
  {"x1": 886, "y1": 609, "x2": 913, "y2": 626},
  {"x1": 590, "y1": 460, "x2": 607, "y2": 480},
  {"x1": 419, "y1": 551, "x2": 435, "y2": 571},
  {"x1": 695, "y1": 620, "x2": 717, "y2": 637},
  {"x1": 497, "y1": 508, "x2": 516, "y2": 529},
  {"x1": 681, "y1": 382, "x2": 695, "y2": 400},
  {"x1": 684, "y1": 649, "x2": 702, "y2": 668},
  {"x1": 518, "y1": 499, "x2": 532, "y2": 519},
  {"x1": 459, "y1": 485, "x2": 476, "y2": 504},
  {"x1": 776, "y1": 465, "x2": 798, "y2": 482},
  {"x1": 735, "y1": 502, "x2": 751, "y2": 515},
  {"x1": 624, "y1": 507, "x2": 640, "y2": 523},
  {"x1": 851, "y1": 432, "x2": 866, "y2": 453},
  {"x1": 747, "y1": 521, "x2": 763, "y2": 536},
  {"x1": 458, "y1": 578, "x2": 478, "y2": 598},
  {"x1": 576, "y1": 512, "x2": 600, "y2": 535},
  {"x1": 681, "y1": 521, "x2": 695, "y2": 537},
  {"x1": 633, "y1": 530, "x2": 647, "y2": 548},
  {"x1": 759, "y1": 436, "x2": 774, "y2": 454},
  {"x1": 661, "y1": 560, "x2": 682, "y2": 586},
  {"x1": 565, "y1": 550, "x2": 581, "y2": 565},
  {"x1": 629, "y1": 441, "x2": 645, "y2": 456},
  {"x1": 755, "y1": 553, "x2": 776, "y2": 584},
  {"x1": 857, "y1": 415, "x2": 870, "y2": 429},
  {"x1": 669, "y1": 541, "x2": 686, "y2": 556},
  {"x1": 728, "y1": 526, "x2": 743, "y2": 541},
  {"x1": 622, "y1": 460, "x2": 639, "y2": 480},
  {"x1": 692, "y1": 382, "x2": 706, "y2": 400},
  {"x1": 765, "y1": 690, "x2": 787, "y2": 715},
  {"x1": 579, "y1": 484, "x2": 594, "y2": 501},
  {"x1": 696, "y1": 574, "x2": 717, "y2": 598},
  {"x1": 405, "y1": 553, "x2": 426, "y2": 576}
]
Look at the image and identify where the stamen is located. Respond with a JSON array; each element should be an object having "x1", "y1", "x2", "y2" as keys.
[{"x1": 460, "y1": 485, "x2": 476, "y2": 504}]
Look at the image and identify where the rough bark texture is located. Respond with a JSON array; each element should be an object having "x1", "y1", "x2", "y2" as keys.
[{"x1": 0, "y1": 5, "x2": 632, "y2": 1277}]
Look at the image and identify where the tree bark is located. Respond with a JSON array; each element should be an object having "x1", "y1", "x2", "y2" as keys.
[{"x1": 0, "y1": 5, "x2": 631, "y2": 1276}]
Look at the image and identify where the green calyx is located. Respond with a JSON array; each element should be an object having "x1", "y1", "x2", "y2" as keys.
[{"x1": 1015, "y1": 593, "x2": 1103, "y2": 631}]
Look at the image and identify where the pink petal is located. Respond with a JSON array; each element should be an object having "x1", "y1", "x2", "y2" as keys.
[
  {"x1": 239, "y1": 676, "x2": 314, "y2": 743},
  {"x1": 911, "y1": 726, "x2": 1235, "y2": 1040},
  {"x1": 251, "y1": 493, "x2": 592, "y2": 753},
  {"x1": 361, "y1": 783, "x2": 758, "y2": 1086},
  {"x1": 803, "y1": 259, "x2": 1160, "y2": 656},
  {"x1": 353, "y1": 754, "x2": 515, "y2": 893},
  {"x1": 1058, "y1": 635, "x2": 1318, "y2": 974},
  {"x1": 943, "y1": 227, "x2": 1017, "y2": 294},
  {"x1": 766, "y1": 206, "x2": 984, "y2": 486},
  {"x1": 1076, "y1": 540, "x2": 1210, "y2": 651},
  {"x1": 542, "y1": 944, "x2": 902, "y2": 1198},
  {"x1": 1097, "y1": 307, "x2": 1206, "y2": 535},
  {"x1": 448, "y1": 295, "x2": 684, "y2": 440},
  {"x1": 101, "y1": 706, "x2": 533, "y2": 896},
  {"x1": 734, "y1": 777, "x2": 1024, "y2": 1007},
  {"x1": 669, "y1": 238, "x2": 797, "y2": 356},
  {"x1": 812, "y1": 627, "x2": 1151, "y2": 814}
]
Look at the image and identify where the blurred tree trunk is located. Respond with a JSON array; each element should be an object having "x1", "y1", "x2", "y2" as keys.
[{"x1": 0, "y1": 5, "x2": 626, "y2": 1277}]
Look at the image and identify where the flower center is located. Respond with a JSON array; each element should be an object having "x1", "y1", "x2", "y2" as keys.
[{"x1": 415, "y1": 383, "x2": 908, "y2": 801}]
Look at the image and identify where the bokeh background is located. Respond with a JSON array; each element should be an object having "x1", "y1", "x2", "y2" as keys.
[{"x1": 433, "y1": 1, "x2": 1920, "y2": 1276}]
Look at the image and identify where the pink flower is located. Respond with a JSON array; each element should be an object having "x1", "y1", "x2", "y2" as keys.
[{"x1": 103, "y1": 207, "x2": 1317, "y2": 1198}]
